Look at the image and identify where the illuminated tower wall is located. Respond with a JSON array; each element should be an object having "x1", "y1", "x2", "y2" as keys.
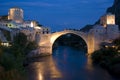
[
  {"x1": 8, "y1": 7, "x2": 23, "y2": 23},
  {"x1": 100, "y1": 13, "x2": 115, "y2": 27}
]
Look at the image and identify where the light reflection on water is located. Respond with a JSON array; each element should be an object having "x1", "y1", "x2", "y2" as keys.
[
  {"x1": 27, "y1": 46, "x2": 116, "y2": 80},
  {"x1": 27, "y1": 56, "x2": 62, "y2": 80}
]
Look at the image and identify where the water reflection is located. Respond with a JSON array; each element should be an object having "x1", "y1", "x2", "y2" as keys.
[
  {"x1": 85, "y1": 56, "x2": 94, "y2": 71},
  {"x1": 27, "y1": 56, "x2": 62, "y2": 80},
  {"x1": 27, "y1": 46, "x2": 116, "y2": 80}
]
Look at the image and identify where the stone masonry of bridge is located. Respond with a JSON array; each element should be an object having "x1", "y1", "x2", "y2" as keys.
[
  {"x1": 37, "y1": 30, "x2": 93, "y2": 54},
  {"x1": 37, "y1": 30, "x2": 101, "y2": 55},
  {"x1": 36, "y1": 24, "x2": 119, "y2": 55}
]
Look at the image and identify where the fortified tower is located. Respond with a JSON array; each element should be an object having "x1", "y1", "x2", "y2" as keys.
[
  {"x1": 8, "y1": 7, "x2": 23, "y2": 23},
  {"x1": 100, "y1": 13, "x2": 115, "y2": 27}
]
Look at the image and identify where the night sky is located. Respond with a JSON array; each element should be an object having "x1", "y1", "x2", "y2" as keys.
[{"x1": 0, "y1": 0, "x2": 113, "y2": 31}]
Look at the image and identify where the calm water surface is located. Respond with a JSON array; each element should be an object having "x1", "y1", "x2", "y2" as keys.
[{"x1": 27, "y1": 46, "x2": 117, "y2": 80}]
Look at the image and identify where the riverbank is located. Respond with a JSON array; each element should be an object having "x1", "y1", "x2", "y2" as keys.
[{"x1": 91, "y1": 48, "x2": 120, "y2": 78}]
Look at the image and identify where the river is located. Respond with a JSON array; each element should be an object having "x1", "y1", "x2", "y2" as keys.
[{"x1": 27, "y1": 46, "x2": 118, "y2": 80}]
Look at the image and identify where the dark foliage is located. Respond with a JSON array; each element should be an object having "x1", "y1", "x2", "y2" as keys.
[{"x1": 0, "y1": 32, "x2": 38, "y2": 80}]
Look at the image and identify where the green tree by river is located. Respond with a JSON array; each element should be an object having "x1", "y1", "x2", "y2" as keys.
[{"x1": 0, "y1": 32, "x2": 38, "y2": 80}]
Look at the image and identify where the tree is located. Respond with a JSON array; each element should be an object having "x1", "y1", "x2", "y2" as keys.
[
  {"x1": 10, "y1": 33, "x2": 28, "y2": 57},
  {"x1": 13, "y1": 32, "x2": 28, "y2": 47},
  {"x1": 113, "y1": 37, "x2": 120, "y2": 50}
]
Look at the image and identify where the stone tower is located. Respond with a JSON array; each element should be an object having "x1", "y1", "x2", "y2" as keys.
[
  {"x1": 100, "y1": 13, "x2": 115, "y2": 27},
  {"x1": 8, "y1": 7, "x2": 23, "y2": 23}
]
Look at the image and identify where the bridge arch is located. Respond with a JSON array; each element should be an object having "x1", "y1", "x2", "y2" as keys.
[{"x1": 50, "y1": 30, "x2": 88, "y2": 54}]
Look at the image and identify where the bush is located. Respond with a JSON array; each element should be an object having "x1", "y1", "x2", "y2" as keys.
[{"x1": 91, "y1": 48, "x2": 119, "y2": 67}]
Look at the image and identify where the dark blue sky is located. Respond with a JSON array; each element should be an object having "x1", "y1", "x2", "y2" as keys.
[{"x1": 0, "y1": 0, "x2": 114, "y2": 31}]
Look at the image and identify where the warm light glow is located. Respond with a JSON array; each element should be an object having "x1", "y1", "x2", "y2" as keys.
[
  {"x1": 105, "y1": 45, "x2": 108, "y2": 48},
  {"x1": 100, "y1": 13, "x2": 115, "y2": 27},
  {"x1": 107, "y1": 15, "x2": 115, "y2": 25},
  {"x1": 1, "y1": 42, "x2": 10, "y2": 47},
  {"x1": 31, "y1": 22, "x2": 34, "y2": 27},
  {"x1": 38, "y1": 73, "x2": 43, "y2": 80},
  {"x1": 34, "y1": 26, "x2": 42, "y2": 29},
  {"x1": 112, "y1": 45, "x2": 115, "y2": 48},
  {"x1": 33, "y1": 56, "x2": 62, "y2": 80},
  {"x1": 86, "y1": 56, "x2": 94, "y2": 71},
  {"x1": 50, "y1": 36, "x2": 57, "y2": 44}
]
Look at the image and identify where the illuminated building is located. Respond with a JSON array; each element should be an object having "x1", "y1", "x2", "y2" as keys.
[
  {"x1": 100, "y1": 13, "x2": 115, "y2": 27},
  {"x1": 31, "y1": 21, "x2": 38, "y2": 27},
  {"x1": 23, "y1": 20, "x2": 38, "y2": 28},
  {"x1": 8, "y1": 7, "x2": 23, "y2": 23}
]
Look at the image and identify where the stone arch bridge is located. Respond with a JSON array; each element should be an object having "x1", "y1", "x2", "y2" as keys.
[{"x1": 37, "y1": 30, "x2": 99, "y2": 55}]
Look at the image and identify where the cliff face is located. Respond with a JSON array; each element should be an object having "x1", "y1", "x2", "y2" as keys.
[{"x1": 107, "y1": 0, "x2": 120, "y2": 29}]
